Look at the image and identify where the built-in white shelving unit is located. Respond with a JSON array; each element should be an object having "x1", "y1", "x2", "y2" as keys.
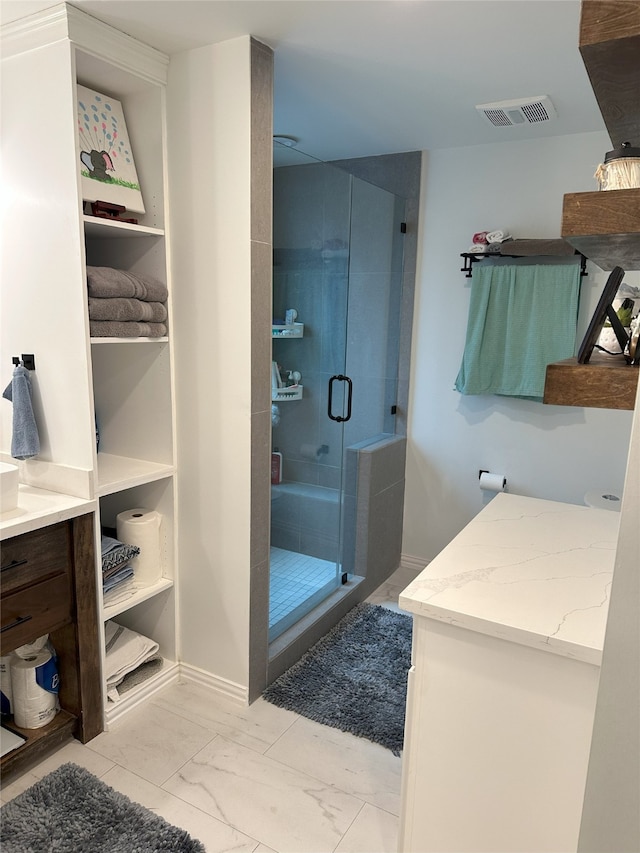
[
  {"x1": 75, "y1": 33, "x2": 179, "y2": 724},
  {"x1": 2, "y1": 3, "x2": 179, "y2": 731}
]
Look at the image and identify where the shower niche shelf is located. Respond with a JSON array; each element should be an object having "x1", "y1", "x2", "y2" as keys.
[
  {"x1": 272, "y1": 322, "x2": 304, "y2": 338},
  {"x1": 272, "y1": 385, "x2": 303, "y2": 401}
]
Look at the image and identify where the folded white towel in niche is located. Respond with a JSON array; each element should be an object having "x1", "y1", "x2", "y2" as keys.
[
  {"x1": 103, "y1": 580, "x2": 136, "y2": 609},
  {"x1": 104, "y1": 620, "x2": 159, "y2": 702}
]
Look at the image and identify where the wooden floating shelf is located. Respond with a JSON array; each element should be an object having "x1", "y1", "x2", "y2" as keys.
[
  {"x1": 561, "y1": 188, "x2": 640, "y2": 271},
  {"x1": 544, "y1": 353, "x2": 638, "y2": 410},
  {"x1": 578, "y1": 0, "x2": 640, "y2": 149}
]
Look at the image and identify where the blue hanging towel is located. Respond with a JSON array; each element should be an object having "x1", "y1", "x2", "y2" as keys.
[
  {"x1": 454, "y1": 263, "x2": 581, "y2": 399},
  {"x1": 2, "y1": 364, "x2": 40, "y2": 459}
]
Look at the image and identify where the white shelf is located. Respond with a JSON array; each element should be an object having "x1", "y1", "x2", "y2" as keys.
[
  {"x1": 91, "y1": 337, "x2": 169, "y2": 344},
  {"x1": 96, "y1": 453, "x2": 174, "y2": 496},
  {"x1": 104, "y1": 658, "x2": 180, "y2": 727},
  {"x1": 83, "y1": 215, "x2": 164, "y2": 239},
  {"x1": 103, "y1": 577, "x2": 174, "y2": 621}
]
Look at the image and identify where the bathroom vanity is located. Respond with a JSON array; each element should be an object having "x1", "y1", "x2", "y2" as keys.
[
  {"x1": 398, "y1": 492, "x2": 620, "y2": 853},
  {"x1": 1, "y1": 487, "x2": 101, "y2": 778}
]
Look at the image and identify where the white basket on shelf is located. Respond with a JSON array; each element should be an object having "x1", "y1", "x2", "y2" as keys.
[
  {"x1": 272, "y1": 385, "x2": 303, "y2": 401},
  {"x1": 272, "y1": 322, "x2": 304, "y2": 338}
]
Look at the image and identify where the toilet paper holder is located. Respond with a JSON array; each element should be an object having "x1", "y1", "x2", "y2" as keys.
[{"x1": 478, "y1": 470, "x2": 507, "y2": 491}]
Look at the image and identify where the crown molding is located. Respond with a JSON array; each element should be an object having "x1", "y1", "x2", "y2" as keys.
[
  {"x1": 2, "y1": 2, "x2": 169, "y2": 85},
  {"x1": 1, "y1": 3, "x2": 70, "y2": 58}
]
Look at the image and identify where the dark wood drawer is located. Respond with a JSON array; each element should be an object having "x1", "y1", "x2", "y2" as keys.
[
  {"x1": 1, "y1": 522, "x2": 71, "y2": 596},
  {"x1": 0, "y1": 574, "x2": 72, "y2": 654}
]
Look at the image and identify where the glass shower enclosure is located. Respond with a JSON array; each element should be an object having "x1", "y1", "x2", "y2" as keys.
[{"x1": 270, "y1": 141, "x2": 405, "y2": 642}]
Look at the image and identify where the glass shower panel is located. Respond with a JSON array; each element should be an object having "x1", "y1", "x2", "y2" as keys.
[
  {"x1": 343, "y1": 177, "x2": 405, "y2": 449},
  {"x1": 270, "y1": 143, "x2": 352, "y2": 642},
  {"x1": 339, "y1": 177, "x2": 406, "y2": 579},
  {"x1": 270, "y1": 144, "x2": 406, "y2": 645}
]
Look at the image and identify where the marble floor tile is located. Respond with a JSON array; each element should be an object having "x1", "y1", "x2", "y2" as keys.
[
  {"x1": 367, "y1": 570, "x2": 419, "y2": 614},
  {"x1": 153, "y1": 681, "x2": 299, "y2": 753},
  {"x1": 101, "y1": 764, "x2": 259, "y2": 853},
  {"x1": 87, "y1": 701, "x2": 216, "y2": 785},
  {"x1": 265, "y1": 716, "x2": 402, "y2": 815},
  {"x1": 3, "y1": 571, "x2": 412, "y2": 852},
  {"x1": 334, "y1": 802, "x2": 399, "y2": 853},
  {"x1": 163, "y1": 735, "x2": 364, "y2": 853}
]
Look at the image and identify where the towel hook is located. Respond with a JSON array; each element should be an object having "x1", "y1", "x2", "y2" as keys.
[{"x1": 12, "y1": 354, "x2": 36, "y2": 370}]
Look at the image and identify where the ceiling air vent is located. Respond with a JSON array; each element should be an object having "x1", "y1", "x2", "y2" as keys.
[{"x1": 476, "y1": 96, "x2": 557, "y2": 127}]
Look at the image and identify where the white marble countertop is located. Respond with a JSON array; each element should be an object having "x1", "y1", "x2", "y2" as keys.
[
  {"x1": 399, "y1": 492, "x2": 620, "y2": 665},
  {"x1": 0, "y1": 484, "x2": 96, "y2": 539}
]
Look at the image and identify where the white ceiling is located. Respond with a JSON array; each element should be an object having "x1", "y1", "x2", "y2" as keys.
[{"x1": 1, "y1": 0, "x2": 607, "y2": 161}]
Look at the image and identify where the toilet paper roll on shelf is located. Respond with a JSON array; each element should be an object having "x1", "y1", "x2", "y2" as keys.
[
  {"x1": 10, "y1": 650, "x2": 58, "y2": 729},
  {"x1": 116, "y1": 508, "x2": 163, "y2": 588},
  {"x1": 479, "y1": 471, "x2": 507, "y2": 493}
]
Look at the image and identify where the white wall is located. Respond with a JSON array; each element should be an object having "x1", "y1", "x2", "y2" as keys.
[
  {"x1": 404, "y1": 131, "x2": 636, "y2": 563},
  {"x1": 1, "y1": 39, "x2": 95, "y2": 475},
  {"x1": 167, "y1": 37, "x2": 253, "y2": 693}
]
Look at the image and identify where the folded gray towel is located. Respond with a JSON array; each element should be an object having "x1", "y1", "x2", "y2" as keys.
[
  {"x1": 87, "y1": 267, "x2": 168, "y2": 302},
  {"x1": 500, "y1": 239, "x2": 575, "y2": 257},
  {"x1": 90, "y1": 321, "x2": 167, "y2": 338},
  {"x1": 88, "y1": 297, "x2": 167, "y2": 323},
  {"x1": 2, "y1": 365, "x2": 40, "y2": 459}
]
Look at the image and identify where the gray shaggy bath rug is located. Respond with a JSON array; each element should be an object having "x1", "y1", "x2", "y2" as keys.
[
  {"x1": 0, "y1": 762, "x2": 205, "y2": 852},
  {"x1": 263, "y1": 602, "x2": 412, "y2": 755}
]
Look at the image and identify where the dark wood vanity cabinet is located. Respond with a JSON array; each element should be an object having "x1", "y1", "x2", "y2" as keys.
[{"x1": 1, "y1": 513, "x2": 102, "y2": 777}]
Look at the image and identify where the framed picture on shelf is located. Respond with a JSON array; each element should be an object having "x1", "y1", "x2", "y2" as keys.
[
  {"x1": 76, "y1": 84, "x2": 145, "y2": 214},
  {"x1": 577, "y1": 266, "x2": 629, "y2": 363}
]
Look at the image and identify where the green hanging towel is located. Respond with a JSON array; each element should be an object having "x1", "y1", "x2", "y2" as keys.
[{"x1": 455, "y1": 263, "x2": 581, "y2": 399}]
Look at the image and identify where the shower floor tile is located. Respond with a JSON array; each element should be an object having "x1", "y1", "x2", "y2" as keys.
[{"x1": 269, "y1": 547, "x2": 338, "y2": 636}]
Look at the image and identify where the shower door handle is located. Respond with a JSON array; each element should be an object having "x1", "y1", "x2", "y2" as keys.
[{"x1": 328, "y1": 375, "x2": 353, "y2": 423}]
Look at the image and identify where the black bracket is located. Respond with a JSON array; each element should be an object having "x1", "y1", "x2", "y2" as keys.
[
  {"x1": 460, "y1": 252, "x2": 587, "y2": 278},
  {"x1": 12, "y1": 353, "x2": 36, "y2": 370}
]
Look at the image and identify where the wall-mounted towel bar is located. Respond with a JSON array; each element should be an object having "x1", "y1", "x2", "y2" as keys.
[
  {"x1": 460, "y1": 252, "x2": 587, "y2": 278},
  {"x1": 12, "y1": 354, "x2": 36, "y2": 370}
]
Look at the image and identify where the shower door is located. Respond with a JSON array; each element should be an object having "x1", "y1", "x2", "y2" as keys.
[{"x1": 270, "y1": 142, "x2": 405, "y2": 642}]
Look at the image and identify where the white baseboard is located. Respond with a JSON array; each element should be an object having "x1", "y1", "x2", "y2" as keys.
[
  {"x1": 179, "y1": 662, "x2": 248, "y2": 706},
  {"x1": 103, "y1": 661, "x2": 248, "y2": 727},
  {"x1": 400, "y1": 553, "x2": 430, "y2": 574}
]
